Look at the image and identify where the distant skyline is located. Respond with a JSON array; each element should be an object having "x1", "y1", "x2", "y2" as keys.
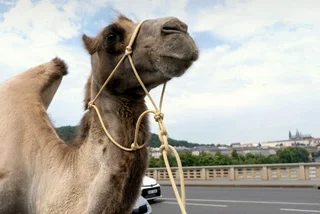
[{"x1": 1, "y1": 0, "x2": 319, "y2": 144}]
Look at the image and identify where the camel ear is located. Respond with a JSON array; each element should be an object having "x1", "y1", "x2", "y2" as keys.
[{"x1": 82, "y1": 34, "x2": 98, "y2": 55}]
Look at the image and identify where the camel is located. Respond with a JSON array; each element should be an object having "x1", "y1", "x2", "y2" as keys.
[{"x1": 0, "y1": 15, "x2": 198, "y2": 214}]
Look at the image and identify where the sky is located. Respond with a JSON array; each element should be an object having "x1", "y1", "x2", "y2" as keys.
[{"x1": 1, "y1": 0, "x2": 319, "y2": 145}]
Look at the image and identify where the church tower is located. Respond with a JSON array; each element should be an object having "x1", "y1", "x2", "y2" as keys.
[{"x1": 289, "y1": 131, "x2": 292, "y2": 140}]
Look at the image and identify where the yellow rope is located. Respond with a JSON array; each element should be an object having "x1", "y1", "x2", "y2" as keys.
[{"x1": 88, "y1": 20, "x2": 187, "y2": 214}]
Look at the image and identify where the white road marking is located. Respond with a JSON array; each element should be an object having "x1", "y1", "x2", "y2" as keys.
[
  {"x1": 281, "y1": 208, "x2": 320, "y2": 213},
  {"x1": 161, "y1": 198, "x2": 320, "y2": 206},
  {"x1": 163, "y1": 201, "x2": 227, "y2": 208}
]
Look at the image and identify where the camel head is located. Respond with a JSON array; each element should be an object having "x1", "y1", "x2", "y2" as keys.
[{"x1": 82, "y1": 15, "x2": 199, "y2": 99}]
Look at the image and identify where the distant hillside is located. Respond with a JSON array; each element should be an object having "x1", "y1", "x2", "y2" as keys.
[
  {"x1": 55, "y1": 125, "x2": 203, "y2": 148},
  {"x1": 55, "y1": 125, "x2": 77, "y2": 143}
]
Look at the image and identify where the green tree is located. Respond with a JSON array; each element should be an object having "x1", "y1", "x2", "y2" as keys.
[
  {"x1": 243, "y1": 153, "x2": 257, "y2": 164},
  {"x1": 149, "y1": 156, "x2": 163, "y2": 168},
  {"x1": 158, "y1": 153, "x2": 178, "y2": 167},
  {"x1": 197, "y1": 152, "x2": 215, "y2": 166},
  {"x1": 213, "y1": 151, "x2": 232, "y2": 165},
  {"x1": 265, "y1": 154, "x2": 280, "y2": 164},
  {"x1": 277, "y1": 147, "x2": 310, "y2": 163},
  {"x1": 177, "y1": 150, "x2": 196, "y2": 166},
  {"x1": 231, "y1": 149, "x2": 239, "y2": 159}
]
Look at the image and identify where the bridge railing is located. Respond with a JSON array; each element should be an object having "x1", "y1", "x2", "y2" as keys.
[{"x1": 145, "y1": 163, "x2": 320, "y2": 181}]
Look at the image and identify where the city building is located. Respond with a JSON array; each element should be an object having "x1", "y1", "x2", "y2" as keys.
[
  {"x1": 289, "y1": 129, "x2": 313, "y2": 141},
  {"x1": 230, "y1": 142, "x2": 241, "y2": 148}
]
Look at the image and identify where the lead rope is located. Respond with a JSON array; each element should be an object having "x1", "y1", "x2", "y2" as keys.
[{"x1": 87, "y1": 21, "x2": 187, "y2": 214}]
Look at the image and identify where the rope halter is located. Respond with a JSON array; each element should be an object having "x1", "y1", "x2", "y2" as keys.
[{"x1": 88, "y1": 20, "x2": 187, "y2": 214}]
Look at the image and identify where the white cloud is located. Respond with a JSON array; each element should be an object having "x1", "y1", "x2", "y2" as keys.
[
  {"x1": 193, "y1": 0, "x2": 320, "y2": 41},
  {"x1": 0, "y1": 0, "x2": 17, "y2": 5},
  {"x1": 107, "y1": 0, "x2": 189, "y2": 23},
  {"x1": 145, "y1": 0, "x2": 320, "y2": 142},
  {"x1": 1, "y1": 0, "x2": 319, "y2": 144},
  {"x1": 0, "y1": 0, "x2": 106, "y2": 127},
  {"x1": 0, "y1": 0, "x2": 84, "y2": 71}
]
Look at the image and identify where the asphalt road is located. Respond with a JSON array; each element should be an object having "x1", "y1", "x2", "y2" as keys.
[{"x1": 150, "y1": 186, "x2": 320, "y2": 214}]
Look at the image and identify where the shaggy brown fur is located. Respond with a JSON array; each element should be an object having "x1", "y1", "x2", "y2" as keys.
[{"x1": 0, "y1": 14, "x2": 198, "y2": 214}]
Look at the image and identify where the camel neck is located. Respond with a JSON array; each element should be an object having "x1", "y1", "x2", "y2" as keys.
[
  {"x1": 71, "y1": 91, "x2": 150, "y2": 213},
  {"x1": 92, "y1": 93, "x2": 149, "y2": 145},
  {"x1": 78, "y1": 89, "x2": 150, "y2": 161}
]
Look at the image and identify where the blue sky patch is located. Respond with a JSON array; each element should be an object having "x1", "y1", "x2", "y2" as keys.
[{"x1": 193, "y1": 31, "x2": 226, "y2": 50}]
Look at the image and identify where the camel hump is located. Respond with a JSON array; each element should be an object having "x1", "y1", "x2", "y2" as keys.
[
  {"x1": 51, "y1": 57, "x2": 68, "y2": 76},
  {"x1": 0, "y1": 57, "x2": 68, "y2": 110}
]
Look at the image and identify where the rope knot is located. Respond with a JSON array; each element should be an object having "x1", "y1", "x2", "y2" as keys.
[
  {"x1": 88, "y1": 101, "x2": 94, "y2": 109},
  {"x1": 130, "y1": 143, "x2": 137, "y2": 150},
  {"x1": 158, "y1": 127, "x2": 169, "y2": 152},
  {"x1": 160, "y1": 142, "x2": 170, "y2": 154},
  {"x1": 154, "y1": 112, "x2": 164, "y2": 122},
  {"x1": 125, "y1": 46, "x2": 132, "y2": 55}
]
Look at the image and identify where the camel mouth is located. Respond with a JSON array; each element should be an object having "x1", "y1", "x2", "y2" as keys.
[
  {"x1": 153, "y1": 33, "x2": 199, "y2": 78},
  {"x1": 160, "y1": 34, "x2": 199, "y2": 60},
  {"x1": 156, "y1": 55, "x2": 196, "y2": 78},
  {"x1": 159, "y1": 54, "x2": 198, "y2": 63}
]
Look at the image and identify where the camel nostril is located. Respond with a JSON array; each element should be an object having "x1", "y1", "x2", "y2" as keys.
[
  {"x1": 162, "y1": 27, "x2": 181, "y2": 34},
  {"x1": 161, "y1": 18, "x2": 188, "y2": 34}
]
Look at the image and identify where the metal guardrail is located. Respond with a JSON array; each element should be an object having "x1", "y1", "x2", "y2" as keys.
[{"x1": 146, "y1": 163, "x2": 320, "y2": 181}]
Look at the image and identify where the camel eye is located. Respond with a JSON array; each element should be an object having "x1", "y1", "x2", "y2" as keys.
[
  {"x1": 106, "y1": 33, "x2": 117, "y2": 43},
  {"x1": 103, "y1": 27, "x2": 123, "y2": 53}
]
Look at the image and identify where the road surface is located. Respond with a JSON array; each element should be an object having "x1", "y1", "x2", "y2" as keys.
[{"x1": 150, "y1": 186, "x2": 320, "y2": 214}]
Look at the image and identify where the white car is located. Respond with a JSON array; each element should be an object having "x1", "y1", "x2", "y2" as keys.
[
  {"x1": 141, "y1": 176, "x2": 162, "y2": 201},
  {"x1": 132, "y1": 195, "x2": 152, "y2": 214}
]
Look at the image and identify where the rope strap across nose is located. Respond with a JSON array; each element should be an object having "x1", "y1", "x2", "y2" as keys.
[{"x1": 88, "y1": 20, "x2": 187, "y2": 214}]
